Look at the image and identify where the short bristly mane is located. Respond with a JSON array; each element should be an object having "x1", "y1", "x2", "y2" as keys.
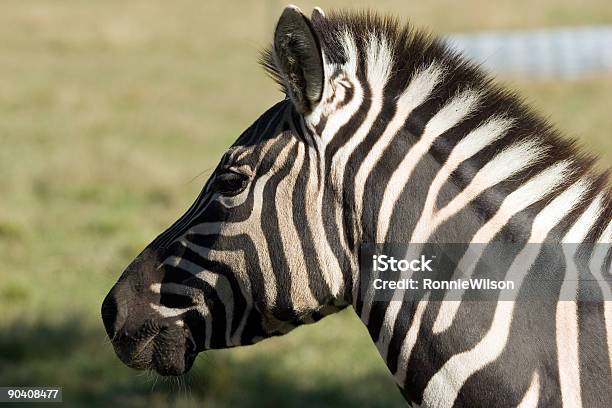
[{"x1": 260, "y1": 10, "x2": 611, "y2": 236}]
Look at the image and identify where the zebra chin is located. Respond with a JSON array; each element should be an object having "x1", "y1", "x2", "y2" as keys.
[{"x1": 107, "y1": 317, "x2": 198, "y2": 376}]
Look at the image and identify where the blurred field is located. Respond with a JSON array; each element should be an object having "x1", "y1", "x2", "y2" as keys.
[{"x1": 0, "y1": 0, "x2": 610, "y2": 406}]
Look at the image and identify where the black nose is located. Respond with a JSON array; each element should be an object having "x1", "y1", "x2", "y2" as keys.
[
  {"x1": 101, "y1": 289, "x2": 118, "y2": 338},
  {"x1": 101, "y1": 285, "x2": 129, "y2": 339},
  {"x1": 102, "y1": 248, "x2": 162, "y2": 340}
]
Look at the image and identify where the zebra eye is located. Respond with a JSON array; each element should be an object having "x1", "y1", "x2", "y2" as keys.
[{"x1": 213, "y1": 170, "x2": 249, "y2": 196}]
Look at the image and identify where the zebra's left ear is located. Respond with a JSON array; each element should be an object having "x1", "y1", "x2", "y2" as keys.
[{"x1": 273, "y1": 5, "x2": 324, "y2": 114}]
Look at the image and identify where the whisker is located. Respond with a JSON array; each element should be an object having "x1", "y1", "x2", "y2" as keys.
[{"x1": 187, "y1": 167, "x2": 214, "y2": 185}]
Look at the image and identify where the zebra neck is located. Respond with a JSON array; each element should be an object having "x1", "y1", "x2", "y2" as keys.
[{"x1": 342, "y1": 98, "x2": 608, "y2": 404}]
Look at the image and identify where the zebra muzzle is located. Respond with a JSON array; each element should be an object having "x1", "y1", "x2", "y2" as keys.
[{"x1": 108, "y1": 318, "x2": 197, "y2": 376}]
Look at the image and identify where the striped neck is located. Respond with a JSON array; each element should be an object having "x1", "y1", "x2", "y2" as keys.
[{"x1": 294, "y1": 15, "x2": 612, "y2": 405}]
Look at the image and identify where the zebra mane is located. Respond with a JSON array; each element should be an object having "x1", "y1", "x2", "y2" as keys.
[{"x1": 261, "y1": 9, "x2": 611, "y2": 227}]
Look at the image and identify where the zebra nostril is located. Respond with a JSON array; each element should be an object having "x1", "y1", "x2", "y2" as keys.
[
  {"x1": 160, "y1": 292, "x2": 197, "y2": 309},
  {"x1": 101, "y1": 291, "x2": 119, "y2": 339},
  {"x1": 185, "y1": 325, "x2": 197, "y2": 354}
]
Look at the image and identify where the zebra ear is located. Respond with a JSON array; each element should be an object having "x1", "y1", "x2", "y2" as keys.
[
  {"x1": 311, "y1": 6, "x2": 326, "y2": 21},
  {"x1": 273, "y1": 5, "x2": 324, "y2": 114}
]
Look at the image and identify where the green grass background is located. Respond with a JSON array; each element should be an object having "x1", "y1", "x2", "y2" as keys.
[{"x1": 0, "y1": 1, "x2": 610, "y2": 406}]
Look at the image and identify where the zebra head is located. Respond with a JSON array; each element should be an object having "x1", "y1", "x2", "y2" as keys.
[{"x1": 102, "y1": 6, "x2": 358, "y2": 376}]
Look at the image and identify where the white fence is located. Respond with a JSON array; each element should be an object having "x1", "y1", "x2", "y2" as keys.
[{"x1": 447, "y1": 26, "x2": 612, "y2": 78}]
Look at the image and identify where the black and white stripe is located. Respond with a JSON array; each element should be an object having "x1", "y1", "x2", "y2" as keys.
[{"x1": 110, "y1": 6, "x2": 612, "y2": 406}]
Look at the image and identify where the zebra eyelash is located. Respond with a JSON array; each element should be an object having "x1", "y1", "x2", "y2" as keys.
[{"x1": 211, "y1": 170, "x2": 250, "y2": 196}]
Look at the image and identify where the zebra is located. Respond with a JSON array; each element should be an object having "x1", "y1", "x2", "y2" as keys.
[{"x1": 101, "y1": 5, "x2": 612, "y2": 407}]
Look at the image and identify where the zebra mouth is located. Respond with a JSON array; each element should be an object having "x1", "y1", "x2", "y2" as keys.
[{"x1": 111, "y1": 319, "x2": 198, "y2": 376}]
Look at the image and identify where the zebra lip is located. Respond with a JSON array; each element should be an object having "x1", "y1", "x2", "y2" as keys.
[
  {"x1": 111, "y1": 320, "x2": 197, "y2": 376},
  {"x1": 150, "y1": 323, "x2": 198, "y2": 376},
  {"x1": 111, "y1": 320, "x2": 162, "y2": 371}
]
